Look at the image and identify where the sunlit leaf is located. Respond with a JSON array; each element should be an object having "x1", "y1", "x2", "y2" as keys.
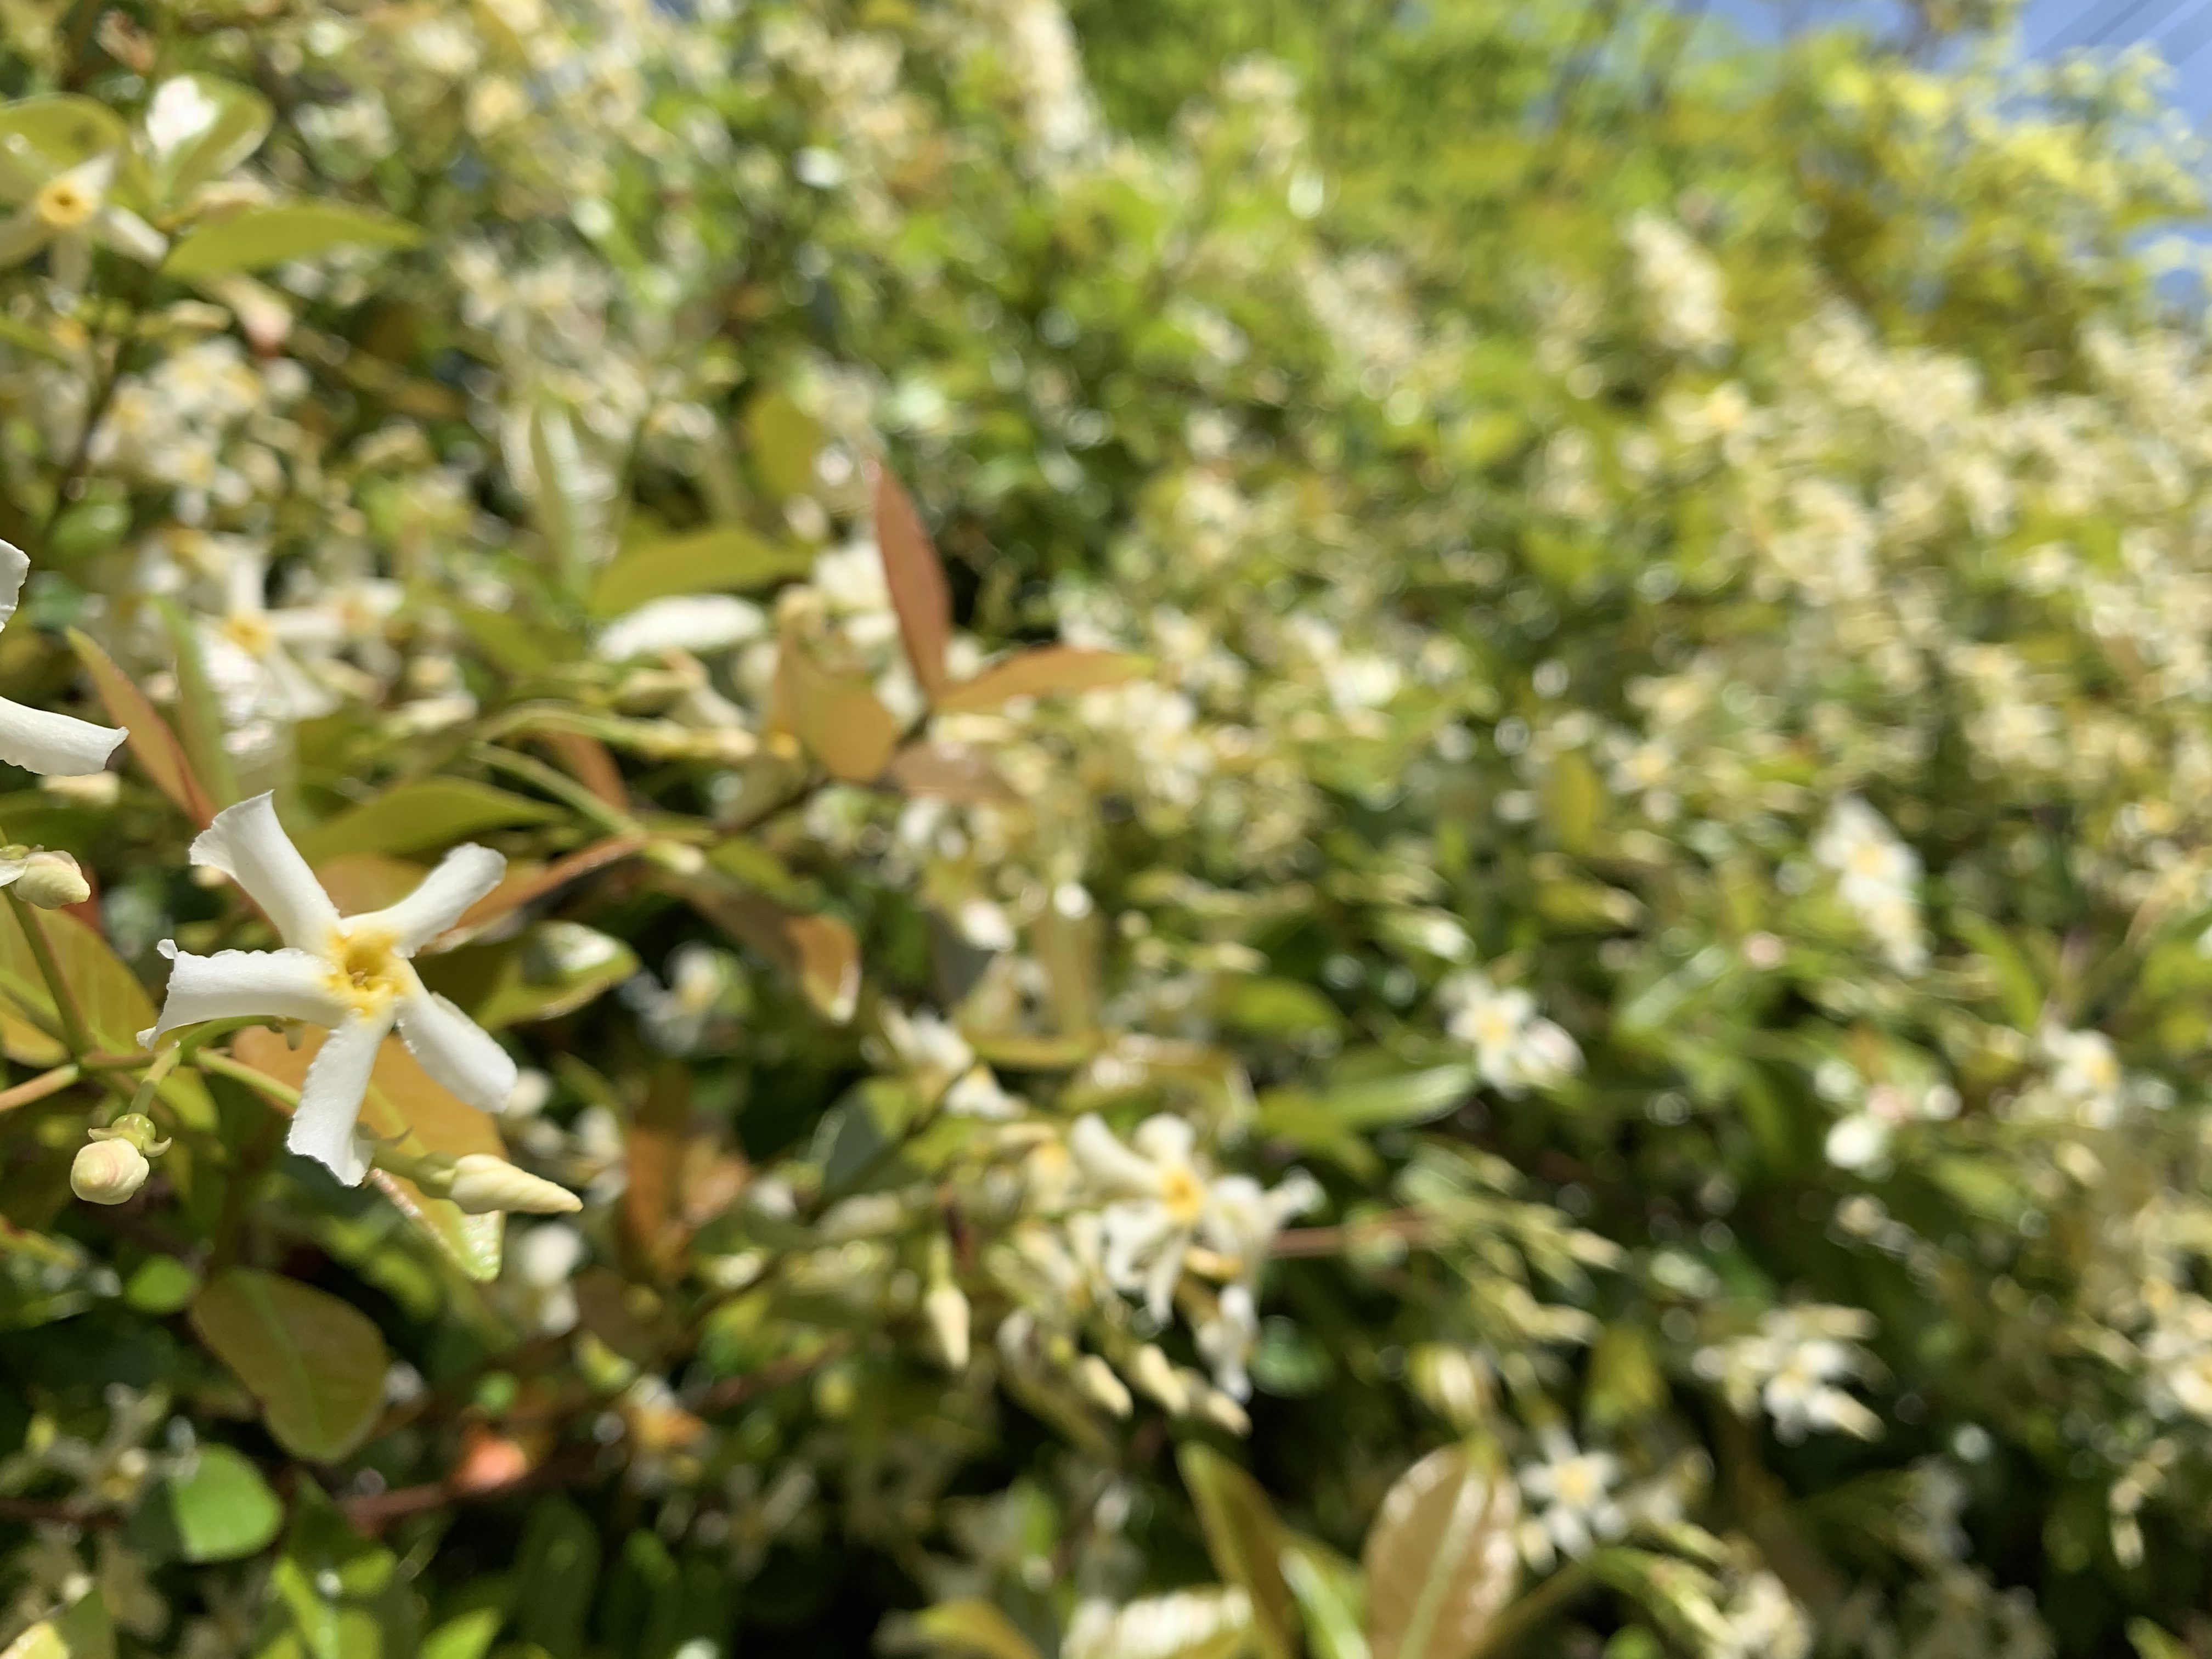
[
  {"x1": 299, "y1": 779, "x2": 562, "y2": 860},
  {"x1": 1362, "y1": 1443, "x2": 1519, "y2": 1659},
  {"x1": 128, "y1": 1443, "x2": 282, "y2": 1562},
  {"x1": 908, "y1": 1600, "x2": 1044, "y2": 1659},
  {"x1": 935, "y1": 646, "x2": 1146, "y2": 714},
  {"x1": 162, "y1": 201, "x2": 422, "y2": 278},
  {"x1": 190, "y1": 1269, "x2": 388, "y2": 1462},
  {"x1": 588, "y1": 523, "x2": 808, "y2": 616},
  {"x1": 1178, "y1": 1443, "x2": 1299, "y2": 1659}
]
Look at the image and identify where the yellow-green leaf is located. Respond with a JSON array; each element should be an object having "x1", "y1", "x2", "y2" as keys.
[
  {"x1": 1362, "y1": 1444, "x2": 1520, "y2": 1659},
  {"x1": 778, "y1": 642, "x2": 900, "y2": 783},
  {"x1": 1283, "y1": 1534, "x2": 1372, "y2": 1659},
  {"x1": 299, "y1": 780, "x2": 561, "y2": 860},
  {"x1": 0, "y1": 1593, "x2": 112, "y2": 1659},
  {"x1": 162, "y1": 201, "x2": 422, "y2": 278},
  {"x1": 143, "y1": 75, "x2": 271, "y2": 204},
  {"x1": 908, "y1": 1600, "x2": 1043, "y2": 1659},
  {"x1": 189, "y1": 1269, "x2": 388, "y2": 1462},
  {"x1": 588, "y1": 524, "x2": 809, "y2": 616},
  {"x1": 743, "y1": 390, "x2": 823, "y2": 502},
  {"x1": 1178, "y1": 1443, "x2": 1299, "y2": 1659},
  {"x1": 0, "y1": 97, "x2": 126, "y2": 183}
]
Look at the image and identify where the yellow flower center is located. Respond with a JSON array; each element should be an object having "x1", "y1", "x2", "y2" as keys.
[
  {"x1": 222, "y1": 612, "x2": 275, "y2": 657},
  {"x1": 33, "y1": 176, "x2": 96, "y2": 230},
  {"x1": 1159, "y1": 1164, "x2": 1207, "y2": 1227},
  {"x1": 327, "y1": 930, "x2": 406, "y2": 1012}
]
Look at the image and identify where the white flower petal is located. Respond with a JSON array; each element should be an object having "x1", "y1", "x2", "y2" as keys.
[
  {"x1": 0, "y1": 539, "x2": 26, "y2": 624},
  {"x1": 1069, "y1": 1113, "x2": 1161, "y2": 1195},
  {"x1": 91, "y1": 205, "x2": 165, "y2": 264},
  {"x1": 190, "y1": 792, "x2": 340, "y2": 951},
  {"x1": 150, "y1": 944, "x2": 345, "y2": 1042},
  {"x1": 596, "y1": 595, "x2": 767, "y2": 661},
  {"x1": 352, "y1": 844, "x2": 506, "y2": 955},
  {"x1": 287, "y1": 1012, "x2": 391, "y2": 1186},
  {"x1": 0, "y1": 696, "x2": 126, "y2": 776},
  {"x1": 1132, "y1": 1113, "x2": 1197, "y2": 1166},
  {"x1": 396, "y1": 989, "x2": 515, "y2": 1111}
]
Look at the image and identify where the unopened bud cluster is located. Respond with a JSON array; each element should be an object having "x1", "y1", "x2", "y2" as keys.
[{"x1": 0, "y1": 845, "x2": 90, "y2": 909}]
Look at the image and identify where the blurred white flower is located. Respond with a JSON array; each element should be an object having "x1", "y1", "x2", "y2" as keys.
[
  {"x1": 1438, "y1": 970, "x2": 1581, "y2": 1094},
  {"x1": 1696, "y1": 1306, "x2": 1882, "y2": 1442},
  {"x1": 1517, "y1": 1428, "x2": 1626, "y2": 1568}
]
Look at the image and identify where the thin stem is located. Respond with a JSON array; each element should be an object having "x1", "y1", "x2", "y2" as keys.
[
  {"x1": 8, "y1": 893, "x2": 94, "y2": 1059},
  {"x1": 195, "y1": 1049, "x2": 300, "y2": 1108},
  {"x1": 471, "y1": 743, "x2": 635, "y2": 837},
  {"x1": 0, "y1": 1063, "x2": 81, "y2": 1113}
]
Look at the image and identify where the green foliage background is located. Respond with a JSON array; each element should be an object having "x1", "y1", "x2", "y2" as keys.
[{"x1": 0, "y1": 1, "x2": 2208, "y2": 1656}]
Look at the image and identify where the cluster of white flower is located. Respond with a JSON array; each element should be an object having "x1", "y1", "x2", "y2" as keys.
[{"x1": 1812, "y1": 797, "x2": 1929, "y2": 975}]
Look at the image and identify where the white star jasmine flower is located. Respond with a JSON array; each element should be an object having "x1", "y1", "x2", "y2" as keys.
[
  {"x1": 0, "y1": 153, "x2": 165, "y2": 286},
  {"x1": 0, "y1": 542, "x2": 125, "y2": 776},
  {"x1": 148, "y1": 793, "x2": 517, "y2": 1184},
  {"x1": 1069, "y1": 1113, "x2": 1316, "y2": 1321}
]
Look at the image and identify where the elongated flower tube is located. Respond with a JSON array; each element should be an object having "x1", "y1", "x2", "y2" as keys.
[
  {"x1": 146, "y1": 793, "x2": 517, "y2": 1184},
  {"x1": 0, "y1": 543, "x2": 125, "y2": 775}
]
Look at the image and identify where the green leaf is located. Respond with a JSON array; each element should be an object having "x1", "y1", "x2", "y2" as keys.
[
  {"x1": 1221, "y1": 978, "x2": 1344, "y2": 1037},
  {"x1": 1283, "y1": 1535, "x2": 1372, "y2": 1659},
  {"x1": 130, "y1": 1444, "x2": 282, "y2": 1562},
  {"x1": 123, "y1": 1255, "x2": 198, "y2": 1314},
  {"x1": 162, "y1": 201, "x2": 422, "y2": 278},
  {"x1": 421, "y1": 1611, "x2": 502, "y2": 1659},
  {"x1": 299, "y1": 780, "x2": 562, "y2": 860},
  {"x1": 143, "y1": 76, "x2": 272, "y2": 204},
  {"x1": 1362, "y1": 1443, "x2": 1520, "y2": 1659},
  {"x1": 512, "y1": 1499, "x2": 601, "y2": 1659},
  {"x1": 588, "y1": 524, "x2": 809, "y2": 616},
  {"x1": 447, "y1": 922, "x2": 639, "y2": 1030},
  {"x1": 0, "y1": 1593, "x2": 114, "y2": 1659},
  {"x1": 742, "y1": 390, "x2": 822, "y2": 501},
  {"x1": 1178, "y1": 1443, "x2": 1299, "y2": 1659},
  {"x1": 907, "y1": 1600, "x2": 1043, "y2": 1659},
  {"x1": 1542, "y1": 751, "x2": 1602, "y2": 854},
  {"x1": 2128, "y1": 1620, "x2": 2190, "y2": 1659},
  {"x1": 0, "y1": 97, "x2": 127, "y2": 186},
  {"x1": 259, "y1": 1481, "x2": 419, "y2": 1658},
  {"x1": 0, "y1": 905, "x2": 213, "y2": 1125},
  {"x1": 190, "y1": 1269, "x2": 388, "y2": 1462}
]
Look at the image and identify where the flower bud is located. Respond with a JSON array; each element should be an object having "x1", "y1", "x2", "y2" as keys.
[
  {"x1": 1195, "y1": 1387, "x2": 1251, "y2": 1437},
  {"x1": 1128, "y1": 1344, "x2": 1189, "y2": 1414},
  {"x1": 1075, "y1": 1354, "x2": 1133, "y2": 1418},
  {"x1": 71, "y1": 1138, "x2": 149, "y2": 1205},
  {"x1": 924, "y1": 1282, "x2": 972, "y2": 1372},
  {"x1": 14, "y1": 850, "x2": 89, "y2": 910},
  {"x1": 444, "y1": 1154, "x2": 582, "y2": 1215}
]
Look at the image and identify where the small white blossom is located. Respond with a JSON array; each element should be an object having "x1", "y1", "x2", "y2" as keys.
[{"x1": 148, "y1": 794, "x2": 517, "y2": 1184}]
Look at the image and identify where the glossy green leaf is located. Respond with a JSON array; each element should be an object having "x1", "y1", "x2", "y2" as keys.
[
  {"x1": 1283, "y1": 1535, "x2": 1372, "y2": 1659},
  {"x1": 143, "y1": 75, "x2": 272, "y2": 204}
]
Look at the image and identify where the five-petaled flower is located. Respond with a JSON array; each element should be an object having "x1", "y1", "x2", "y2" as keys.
[
  {"x1": 0, "y1": 541, "x2": 126, "y2": 776},
  {"x1": 146, "y1": 793, "x2": 517, "y2": 1184}
]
